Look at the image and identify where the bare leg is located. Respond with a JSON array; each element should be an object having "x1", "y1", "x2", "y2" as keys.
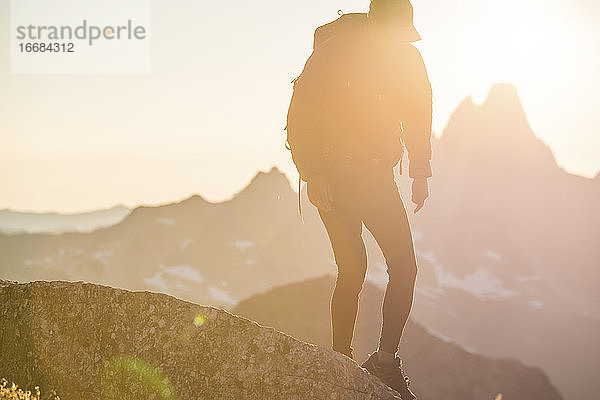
[
  {"x1": 318, "y1": 203, "x2": 366, "y2": 358},
  {"x1": 362, "y1": 172, "x2": 418, "y2": 354}
]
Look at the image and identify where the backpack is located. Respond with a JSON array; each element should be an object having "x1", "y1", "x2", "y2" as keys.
[{"x1": 285, "y1": 13, "x2": 404, "y2": 183}]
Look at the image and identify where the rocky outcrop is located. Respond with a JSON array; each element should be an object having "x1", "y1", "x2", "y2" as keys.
[
  {"x1": 0, "y1": 281, "x2": 401, "y2": 400},
  {"x1": 233, "y1": 275, "x2": 564, "y2": 400}
]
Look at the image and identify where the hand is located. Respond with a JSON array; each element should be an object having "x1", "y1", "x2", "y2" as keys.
[
  {"x1": 307, "y1": 174, "x2": 334, "y2": 212},
  {"x1": 411, "y1": 178, "x2": 429, "y2": 214}
]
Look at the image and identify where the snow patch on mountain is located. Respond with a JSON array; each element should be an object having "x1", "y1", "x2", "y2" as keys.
[
  {"x1": 530, "y1": 300, "x2": 544, "y2": 308},
  {"x1": 366, "y1": 261, "x2": 389, "y2": 287},
  {"x1": 209, "y1": 286, "x2": 236, "y2": 305},
  {"x1": 233, "y1": 240, "x2": 255, "y2": 251},
  {"x1": 412, "y1": 230, "x2": 424, "y2": 241},
  {"x1": 485, "y1": 250, "x2": 502, "y2": 261},
  {"x1": 159, "y1": 265, "x2": 203, "y2": 283},
  {"x1": 92, "y1": 250, "x2": 113, "y2": 265},
  {"x1": 174, "y1": 280, "x2": 191, "y2": 292},
  {"x1": 419, "y1": 251, "x2": 518, "y2": 299},
  {"x1": 144, "y1": 265, "x2": 204, "y2": 291},
  {"x1": 157, "y1": 217, "x2": 176, "y2": 226},
  {"x1": 179, "y1": 238, "x2": 194, "y2": 251},
  {"x1": 415, "y1": 285, "x2": 445, "y2": 299},
  {"x1": 144, "y1": 271, "x2": 168, "y2": 291}
]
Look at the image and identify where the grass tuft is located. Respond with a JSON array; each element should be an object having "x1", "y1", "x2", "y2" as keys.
[{"x1": 0, "y1": 378, "x2": 60, "y2": 400}]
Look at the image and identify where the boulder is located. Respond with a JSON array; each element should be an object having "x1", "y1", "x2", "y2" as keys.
[{"x1": 0, "y1": 281, "x2": 400, "y2": 400}]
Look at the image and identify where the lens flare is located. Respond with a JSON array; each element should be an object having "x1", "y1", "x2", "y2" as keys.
[
  {"x1": 193, "y1": 313, "x2": 206, "y2": 327},
  {"x1": 102, "y1": 355, "x2": 177, "y2": 400}
]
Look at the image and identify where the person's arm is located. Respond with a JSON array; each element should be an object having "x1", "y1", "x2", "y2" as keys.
[{"x1": 401, "y1": 45, "x2": 433, "y2": 180}]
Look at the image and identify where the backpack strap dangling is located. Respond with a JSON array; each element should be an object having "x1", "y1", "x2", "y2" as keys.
[{"x1": 298, "y1": 176, "x2": 304, "y2": 225}]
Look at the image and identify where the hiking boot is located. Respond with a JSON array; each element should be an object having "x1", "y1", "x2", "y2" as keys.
[{"x1": 361, "y1": 352, "x2": 416, "y2": 400}]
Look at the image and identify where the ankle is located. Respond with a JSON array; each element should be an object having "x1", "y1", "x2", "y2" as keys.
[{"x1": 376, "y1": 349, "x2": 396, "y2": 363}]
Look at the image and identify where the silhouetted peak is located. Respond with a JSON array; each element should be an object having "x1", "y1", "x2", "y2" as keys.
[
  {"x1": 232, "y1": 166, "x2": 294, "y2": 202},
  {"x1": 446, "y1": 83, "x2": 542, "y2": 140},
  {"x1": 179, "y1": 194, "x2": 211, "y2": 206},
  {"x1": 247, "y1": 166, "x2": 289, "y2": 188},
  {"x1": 484, "y1": 83, "x2": 522, "y2": 108},
  {"x1": 454, "y1": 95, "x2": 477, "y2": 114},
  {"x1": 440, "y1": 83, "x2": 558, "y2": 175}
]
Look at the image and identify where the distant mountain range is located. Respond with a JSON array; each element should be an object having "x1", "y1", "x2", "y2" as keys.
[
  {"x1": 0, "y1": 206, "x2": 130, "y2": 234},
  {"x1": 232, "y1": 275, "x2": 563, "y2": 400},
  {"x1": 1, "y1": 84, "x2": 597, "y2": 399},
  {"x1": 0, "y1": 170, "x2": 331, "y2": 308}
]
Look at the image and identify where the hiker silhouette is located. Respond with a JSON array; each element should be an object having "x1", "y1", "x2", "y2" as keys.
[{"x1": 285, "y1": 1, "x2": 431, "y2": 398}]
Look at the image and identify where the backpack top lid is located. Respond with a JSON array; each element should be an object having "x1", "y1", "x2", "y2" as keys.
[
  {"x1": 313, "y1": 13, "x2": 368, "y2": 50},
  {"x1": 313, "y1": 6, "x2": 420, "y2": 52}
]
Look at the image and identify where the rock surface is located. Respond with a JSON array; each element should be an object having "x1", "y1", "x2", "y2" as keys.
[
  {"x1": 0, "y1": 281, "x2": 400, "y2": 400},
  {"x1": 233, "y1": 275, "x2": 565, "y2": 400}
]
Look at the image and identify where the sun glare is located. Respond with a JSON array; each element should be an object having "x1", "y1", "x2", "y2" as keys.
[{"x1": 465, "y1": 11, "x2": 574, "y2": 103}]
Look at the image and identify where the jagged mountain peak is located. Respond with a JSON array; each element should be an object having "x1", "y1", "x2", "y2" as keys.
[
  {"x1": 250, "y1": 166, "x2": 288, "y2": 184},
  {"x1": 443, "y1": 83, "x2": 532, "y2": 142},
  {"x1": 483, "y1": 83, "x2": 523, "y2": 108},
  {"x1": 439, "y1": 83, "x2": 557, "y2": 174},
  {"x1": 177, "y1": 193, "x2": 212, "y2": 206},
  {"x1": 455, "y1": 95, "x2": 476, "y2": 111},
  {"x1": 231, "y1": 166, "x2": 294, "y2": 202},
  {"x1": 101, "y1": 167, "x2": 295, "y2": 229}
]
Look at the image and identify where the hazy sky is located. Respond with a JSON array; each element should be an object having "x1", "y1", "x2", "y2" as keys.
[{"x1": 1, "y1": 0, "x2": 599, "y2": 212}]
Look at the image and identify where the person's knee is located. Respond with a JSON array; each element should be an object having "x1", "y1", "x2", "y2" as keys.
[
  {"x1": 335, "y1": 268, "x2": 367, "y2": 295},
  {"x1": 386, "y1": 256, "x2": 418, "y2": 283},
  {"x1": 333, "y1": 248, "x2": 367, "y2": 280}
]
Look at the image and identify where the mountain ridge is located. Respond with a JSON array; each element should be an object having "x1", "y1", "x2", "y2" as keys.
[{"x1": 0, "y1": 205, "x2": 130, "y2": 234}]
